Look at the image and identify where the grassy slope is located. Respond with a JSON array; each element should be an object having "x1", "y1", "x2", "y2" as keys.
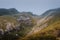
[
  {"x1": 20, "y1": 15, "x2": 60, "y2": 40},
  {"x1": 0, "y1": 16, "x2": 19, "y2": 31},
  {"x1": 33, "y1": 20, "x2": 60, "y2": 40}
]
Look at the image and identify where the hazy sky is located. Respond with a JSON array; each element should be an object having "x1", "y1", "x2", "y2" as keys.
[{"x1": 0, "y1": 0, "x2": 60, "y2": 15}]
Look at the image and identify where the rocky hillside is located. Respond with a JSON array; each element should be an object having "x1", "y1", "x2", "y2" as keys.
[
  {"x1": 0, "y1": 8, "x2": 60, "y2": 40},
  {"x1": 0, "y1": 8, "x2": 40, "y2": 40},
  {"x1": 21, "y1": 8, "x2": 60, "y2": 40}
]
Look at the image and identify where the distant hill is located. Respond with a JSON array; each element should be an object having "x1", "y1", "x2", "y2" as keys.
[
  {"x1": 40, "y1": 8, "x2": 60, "y2": 18},
  {"x1": 0, "y1": 8, "x2": 40, "y2": 21},
  {"x1": 0, "y1": 8, "x2": 19, "y2": 16},
  {"x1": 0, "y1": 8, "x2": 39, "y2": 16}
]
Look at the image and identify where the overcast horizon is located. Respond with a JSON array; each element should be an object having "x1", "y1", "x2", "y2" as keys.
[{"x1": 0, "y1": 0, "x2": 60, "y2": 15}]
